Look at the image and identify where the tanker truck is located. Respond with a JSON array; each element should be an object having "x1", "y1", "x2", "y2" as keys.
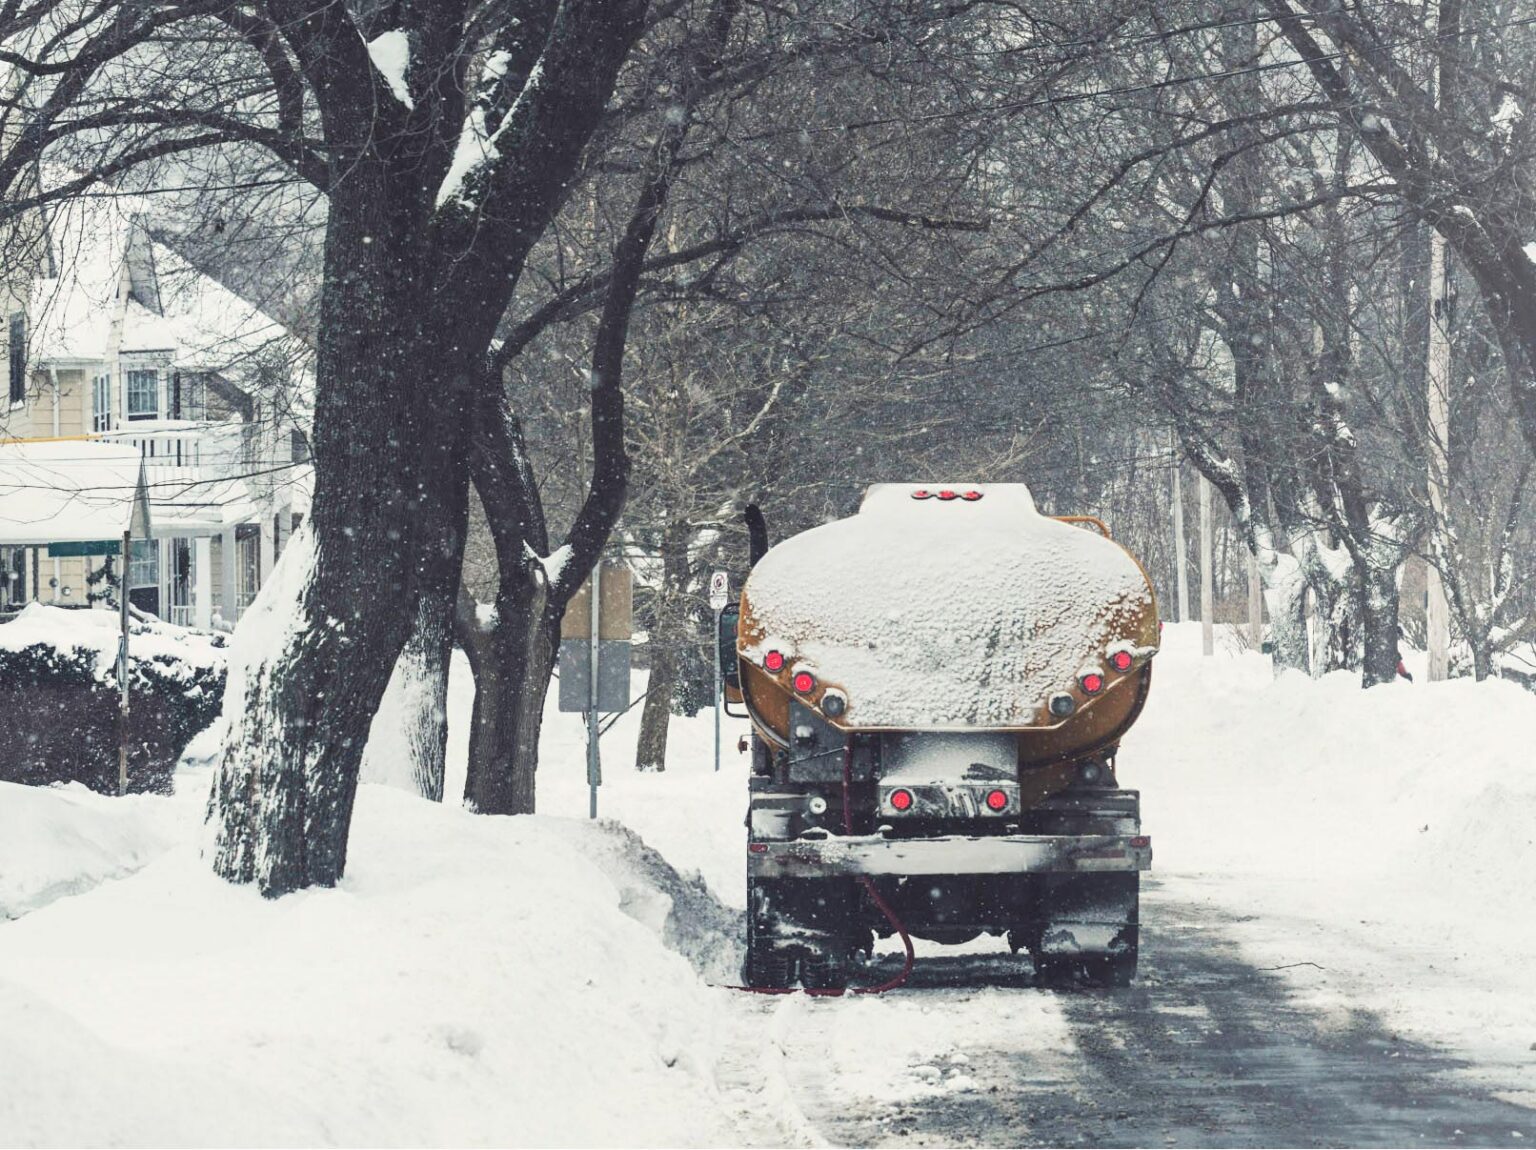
[{"x1": 720, "y1": 483, "x2": 1158, "y2": 990}]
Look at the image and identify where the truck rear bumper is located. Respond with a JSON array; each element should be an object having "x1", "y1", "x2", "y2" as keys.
[{"x1": 747, "y1": 833, "x2": 1151, "y2": 879}]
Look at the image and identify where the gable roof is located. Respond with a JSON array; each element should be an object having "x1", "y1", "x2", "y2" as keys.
[{"x1": 28, "y1": 180, "x2": 299, "y2": 384}]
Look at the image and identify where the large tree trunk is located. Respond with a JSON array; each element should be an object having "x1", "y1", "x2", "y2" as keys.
[
  {"x1": 458, "y1": 565, "x2": 558, "y2": 816},
  {"x1": 209, "y1": 189, "x2": 474, "y2": 894},
  {"x1": 1259, "y1": 548, "x2": 1311, "y2": 675},
  {"x1": 634, "y1": 520, "x2": 690, "y2": 773},
  {"x1": 360, "y1": 579, "x2": 458, "y2": 801},
  {"x1": 1360, "y1": 561, "x2": 1403, "y2": 688},
  {"x1": 634, "y1": 643, "x2": 676, "y2": 774}
]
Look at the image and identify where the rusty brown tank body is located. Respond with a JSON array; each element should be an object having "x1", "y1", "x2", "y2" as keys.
[{"x1": 724, "y1": 483, "x2": 1159, "y2": 989}]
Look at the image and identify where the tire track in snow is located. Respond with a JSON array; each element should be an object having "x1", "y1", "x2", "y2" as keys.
[{"x1": 715, "y1": 887, "x2": 1534, "y2": 1147}]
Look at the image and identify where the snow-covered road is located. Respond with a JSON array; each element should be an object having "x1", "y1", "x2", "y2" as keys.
[{"x1": 713, "y1": 883, "x2": 1532, "y2": 1148}]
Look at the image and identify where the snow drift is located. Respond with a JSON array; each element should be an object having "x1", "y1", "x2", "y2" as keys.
[{"x1": 0, "y1": 783, "x2": 744, "y2": 1148}]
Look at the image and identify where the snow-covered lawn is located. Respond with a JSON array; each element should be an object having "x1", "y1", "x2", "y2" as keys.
[{"x1": 2, "y1": 621, "x2": 1534, "y2": 1145}]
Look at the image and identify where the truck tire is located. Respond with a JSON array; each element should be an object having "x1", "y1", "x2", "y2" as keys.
[
  {"x1": 744, "y1": 872, "x2": 796, "y2": 989},
  {"x1": 1031, "y1": 946, "x2": 1136, "y2": 988},
  {"x1": 745, "y1": 941, "x2": 796, "y2": 989},
  {"x1": 799, "y1": 945, "x2": 851, "y2": 991}
]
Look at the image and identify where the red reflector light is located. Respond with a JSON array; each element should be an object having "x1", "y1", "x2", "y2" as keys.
[
  {"x1": 962, "y1": 490, "x2": 983, "y2": 501},
  {"x1": 1109, "y1": 650, "x2": 1134, "y2": 673},
  {"x1": 985, "y1": 789, "x2": 1009, "y2": 811},
  {"x1": 889, "y1": 788, "x2": 914, "y2": 812},
  {"x1": 911, "y1": 489, "x2": 931, "y2": 500},
  {"x1": 937, "y1": 489, "x2": 958, "y2": 501},
  {"x1": 792, "y1": 670, "x2": 816, "y2": 694},
  {"x1": 1080, "y1": 672, "x2": 1104, "y2": 695},
  {"x1": 748, "y1": 843, "x2": 768, "y2": 854},
  {"x1": 1130, "y1": 836, "x2": 1151, "y2": 848},
  {"x1": 764, "y1": 650, "x2": 785, "y2": 672}
]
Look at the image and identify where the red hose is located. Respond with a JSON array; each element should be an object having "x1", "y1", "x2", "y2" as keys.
[{"x1": 734, "y1": 740, "x2": 915, "y2": 996}]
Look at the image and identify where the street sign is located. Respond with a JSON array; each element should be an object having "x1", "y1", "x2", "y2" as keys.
[
  {"x1": 708, "y1": 569, "x2": 729, "y2": 611},
  {"x1": 47, "y1": 540, "x2": 118, "y2": 557},
  {"x1": 557, "y1": 639, "x2": 631, "y2": 713}
]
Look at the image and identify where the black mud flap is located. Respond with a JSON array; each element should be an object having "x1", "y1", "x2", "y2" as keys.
[{"x1": 1012, "y1": 872, "x2": 1140, "y2": 987}]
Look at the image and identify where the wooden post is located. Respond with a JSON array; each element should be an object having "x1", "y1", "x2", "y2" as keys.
[
  {"x1": 118, "y1": 528, "x2": 130, "y2": 796},
  {"x1": 1426, "y1": 229, "x2": 1452, "y2": 681},
  {"x1": 1199, "y1": 474, "x2": 1214, "y2": 656},
  {"x1": 1171, "y1": 449, "x2": 1190, "y2": 624}
]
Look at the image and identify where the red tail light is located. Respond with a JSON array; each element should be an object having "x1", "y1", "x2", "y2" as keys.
[
  {"x1": 984, "y1": 789, "x2": 1009, "y2": 811},
  {"x1": 937, "y1": 489, "x2": 958, "y2": 501},
  {"x1": 1109, "y1": 650, "x2": 1134, "y2": 673},
  {"x1": 889, "y1": 788, "x2": 914, "y2": 812},
  {"x1": 792, "y1": 670, "x2": 817, "y2": 694},
  {"x1": 911, "y1": 489, "x2": 932, "y2": 500},
  {"x1": 1080, "y1": 672, "x2": 1104, "y2": 695},
  {"x1": 763, "y1": 650, "x2": 785, "y2": 672}
]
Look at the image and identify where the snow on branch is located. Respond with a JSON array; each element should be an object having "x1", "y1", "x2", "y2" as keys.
[
  {"x1": 436, "y1": 51, "x2": 537, "y2": 212},
  {"x1": 365, "y1": 29, "x2": 413, "y2": 110}
]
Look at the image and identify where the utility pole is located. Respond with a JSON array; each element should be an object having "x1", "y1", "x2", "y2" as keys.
[
  {"x1": 1199, "y1": 474, "x2": 1214, "y2": 656},
  {"x1": 1170, "y1": 446, "x2": 1190, "y2": 624},
  {"x1": 1426, "y1": 229, "x2": 1452, "y2": 681}
]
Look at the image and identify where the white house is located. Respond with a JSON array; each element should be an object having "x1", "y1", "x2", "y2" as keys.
[{"x1": 0, "y1": 188, "x2": 312, "y2": 629}]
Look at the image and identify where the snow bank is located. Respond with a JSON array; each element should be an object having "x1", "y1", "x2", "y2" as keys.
[
  {"x1": 1130, "y1": 623, "x2": 1536, "y2": 899},
  {"x1": 0, "y1": 782, "x2": 188, "y2": 920},
  {"x1": 0, "y1": 784, "x2": 742, "y2": 1147},
  {"x1": 1125, "y1": 622, "x2": 1536, "y2": 1092}
]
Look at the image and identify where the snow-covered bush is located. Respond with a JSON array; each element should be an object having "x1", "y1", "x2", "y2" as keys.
[{"x1": 0, "y1": 605, "x2": 226, "y2": 794}]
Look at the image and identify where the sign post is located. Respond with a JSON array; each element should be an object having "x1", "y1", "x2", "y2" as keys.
[
  {"x1": 587, "y1": 567, "x2": 601, "y2": 818},
  {"x1": 557, "y1": 562, "x2": 633, "y2": 818},
  {"x1": 708, "y1": 570, "x2": 729, "y2": 774},
  {"x1": 119, "y1": 463, "x2": 153, "y2": 796}
]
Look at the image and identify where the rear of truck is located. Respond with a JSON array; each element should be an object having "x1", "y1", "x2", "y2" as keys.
[{"x1": 726, "y1": 484, "x2": 1158, "y2": 989}]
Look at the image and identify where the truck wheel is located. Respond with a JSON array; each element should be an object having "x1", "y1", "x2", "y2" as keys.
[
  {"x1": 1031, "y1": 933, "x2": 1138, "y2": 988},
  {"x1": 1083, "y1": 948, "x2": 1137, "y2": 988},
  {"x1": 745, "y1": 943, "x2": 796, "y2": 989},
  {"x1": 799, "y1": 945, "x2": 850, "y2": 991},
  {"x1": 744, "y1": 872, "x2": 796, "y2": 989}
]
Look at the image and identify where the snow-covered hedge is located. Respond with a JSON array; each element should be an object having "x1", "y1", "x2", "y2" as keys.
[{"x1": 0, "y1": 605, "x2": 226, "y2": 794}]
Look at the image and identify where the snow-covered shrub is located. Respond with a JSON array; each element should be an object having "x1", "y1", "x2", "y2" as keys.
[{"x1": 0, "y1": 605, "x2": 226, "y2": 794}]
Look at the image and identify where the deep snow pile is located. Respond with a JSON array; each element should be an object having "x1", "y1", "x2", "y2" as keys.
[
  {"x1": 0, "y1": 781, "x2": 192, "y2": 921},
  {"x1": 1126, "y1": 623, "x2": 1536, "y2": 1099},
  {"x1": 0, "y1": 783, "x2": 743, "y2": 1147}
]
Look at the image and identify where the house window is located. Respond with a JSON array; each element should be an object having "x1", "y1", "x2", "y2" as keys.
[
  {"x1": 170, "y1": 371, "x2": 206, "y2": 420},
  {"x1": 125, "y1": 369, "x2": 158, "y2": 420},
  {"x1": 7, "y1": 314, "x2": 25, "y2": 405},
  {"x1": 128, "y1": 539, "x2": 159, "y2": 588},
  {"x1": 92, "y1": 374, "x2": 112, "y2": 432}
]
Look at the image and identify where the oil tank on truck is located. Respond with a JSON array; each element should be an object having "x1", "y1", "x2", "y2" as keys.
[{"x1": 725, "y1": 483, "x2": 1159, "y2": 990}]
